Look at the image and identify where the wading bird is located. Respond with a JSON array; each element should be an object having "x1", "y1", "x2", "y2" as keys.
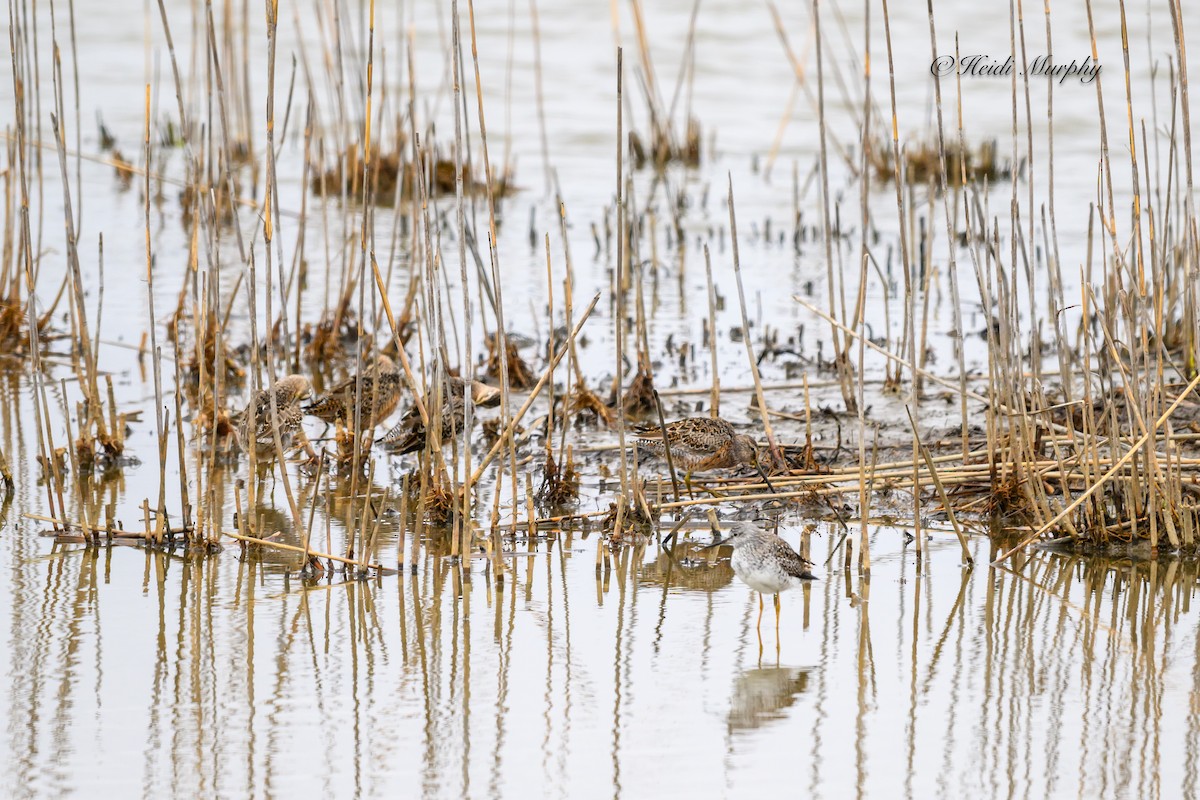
[
  {"x1": 378, "y1": 376, "x2": 503, "y2": 455},
  {"x1": 304, "y1": 354, "x2": 403, "y2": 432},
  {"x1": 706, "y1": 521, "x2": 816, "y2": 642},
  {"x1": 634, "y1": 417, "x2": 776, "y2": 494},
  {"x1": 233, "y1": 374, "x2": 314, "y2": 457}
]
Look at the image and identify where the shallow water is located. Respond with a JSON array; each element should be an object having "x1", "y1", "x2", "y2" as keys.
[
  {"x1": 2, "y1": 0, "x2": 1200, "y2": 797},
  {"x1": 6, "y1": 527, "x2": 1200, "y2": 798}
]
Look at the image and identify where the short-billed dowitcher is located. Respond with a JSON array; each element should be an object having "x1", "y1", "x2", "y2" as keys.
[
  {"x1": 233, "y1": 374, "x2": 312, "y2": 452},
  {"x1": 378, "y1": 376, "x2": 502, "y2": 455},
  {"x1": 304, "y1": 354, "x2": 403, "y2": 430},
  {"x1": 706, "y1": 521, "x2": 816, "y2": 639},
  {"x1": 634, "y1": 417, "x2": 775, "y2": 493}
]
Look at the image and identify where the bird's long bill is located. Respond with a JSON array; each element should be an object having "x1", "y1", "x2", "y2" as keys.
[
  {"x1": 754, "y1": 454, "x2": 777, "y2": 494},
  {"x1": 701, "y1": 538, "x2": 725, "y2": 551}
]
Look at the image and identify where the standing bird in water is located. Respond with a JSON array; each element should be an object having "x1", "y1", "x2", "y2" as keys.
[
  {"x1": 304, "y1": 354, "x2": 404, "y2": 432},
  {"x1": 378, "y1": 376, "x2": 502, "y2": 455},
  {"x1": 233, "y1": 374, "x2": 314, "y2": 456},
  {"x1": 706, "y1": 521, "x2": 816, "y2": 643},
  {"x1": 634, "y1": 417, "x2": 775, "y2": 494}
]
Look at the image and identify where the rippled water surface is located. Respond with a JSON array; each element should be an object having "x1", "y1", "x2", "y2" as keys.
[{"x1": 2, "y1": 0, "x2": 1199, "y2": 797}]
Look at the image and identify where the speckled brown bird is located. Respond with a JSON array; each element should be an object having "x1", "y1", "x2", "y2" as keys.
[
  {"x1": 634, "y1": 416, "x2": 774, "y2": 493},
  {"x1": 378, "y1": 377, "x2": 502, "y2": 455},
  {"x1": 304, "y1": 355, "x2": 403, "y2": 430},
  {"x1": 233, "y1": 374, "x2": 312, "y2": 450},
  {"x1": 634, "y1": 416, "x2": 760, "y2": 470}
]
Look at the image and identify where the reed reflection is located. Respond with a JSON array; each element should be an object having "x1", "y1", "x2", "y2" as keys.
[{"x1": 8, "y1": 514, "x2": 1200, "y2": 798}]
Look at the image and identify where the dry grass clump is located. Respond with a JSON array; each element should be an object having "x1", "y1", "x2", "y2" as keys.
[
  {"x1": 628, "y1": 118, "x2": 702, "y2": 170},
  {"x1": 311, "y1": 142, "x2": 514, "y2": 205},
  {"x1": 302, "y1": 306, "x2": 365, "y2": 365},
  {"x1": 537, "y1": 449, "x2": 580, "y2": 506},
  {"x1": 178, "y1": 175, "x2": 244, "y2": 227},
  {"x1": 601, "y1": 480, "x2": 655, "y2": 537},
  {"x1": 422, "y1": 483, "x2": 457, "y2": 526},
  {"x1": 110, "y1": 149, "x2": 136, "y2": 189},
  {"x1": 486, "y1": 335, "x2": 535, "y2": 389},
  {"x1": 333, "y1": 425, "x2": 372, "y2": 474},
  {"x1": 621, "y1": 368, "x2": 657, "y2": 417},
  {"x1": 780, "y1": 440, "x2": 827, "y2": 474},
  {"x1": 568, "y1": 382, "x2": 615, "y2": 427},
  {"x1": 175, "y1": 310, "x2": 247, "y2": 385},
  {"x1": 0, "y1": 290, "x2": 43, "y2": 354},
  {"x1": 869, "y1": 138, "x2": 1010, "y2": 186},
  {"x1": 191, "y1": 403, "x2": 237, "y2": 451},
  {"x1": 481, "y1": 418, "x2": 525, "y2": 450},
  {"x1": 72, "y1": 400, "x2": 131, "y2": 472}
]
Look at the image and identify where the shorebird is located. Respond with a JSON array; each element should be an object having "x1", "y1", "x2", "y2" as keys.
[
  {"x1": 706, "y1": 521, "x2": 816, "y2": 640},
  {"x1": 233, "y1": 374, "x2": 313, "y2": 454},
  {"x1": 633, "y1": 417, "x2": 775, "y2": 494},
  {"x1": 378, "y1": 376, "x2": 502, "y2": 455},
  {"x1": 304, "y1": 354, "x2": 403, "y2": 431}
]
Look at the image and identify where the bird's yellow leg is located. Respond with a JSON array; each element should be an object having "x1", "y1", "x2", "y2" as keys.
[
  {"x1": 756, "y1": 594, "x2": 764, "y2": 655},
  {"x1": 774, "y1": 593, "x2": 781, "y2": 644}
]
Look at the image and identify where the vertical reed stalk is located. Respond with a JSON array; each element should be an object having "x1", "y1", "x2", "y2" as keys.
[
  {"x1": 703, "y1": 244, "x2": 719, "y2": 418},
  {"x1": 812, "y1": 0, "x2": 857, "y2": 413},
  {"x1": 612, "y1": 47, "x2": 630, "y2": 504},
  {"x1": 727, "y1": 177, "x2": 781, "y2": 464},
  {"x1": 855, "y1": 0, "x2": 872, "y2": 576}
]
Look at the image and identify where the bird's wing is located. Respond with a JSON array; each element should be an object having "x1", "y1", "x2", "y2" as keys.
[
  {"x1": 631, "y1": 423, "x2": 663, "y2": 439},
  {"x1": 771, "y1": 538, "x2": 817, "y2": 579},
  {"x1": 377, "y1": 411, "x2": 417, "y2": 444},
  {"x1": 325, "y1": 369, "x2": 379, "y2": 400},
  {"x1": 673, "y1": 418, "x2": 735, "y2": 449}
]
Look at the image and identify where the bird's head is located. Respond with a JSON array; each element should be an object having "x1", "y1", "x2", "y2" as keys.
[
  {"x1": 277, "y1": 374, "x2": 313, "y2": 403},
  {"x1": 374, "y1": 354, "x2": 398, "y2": 374},
  {"x1": 470, "y1": 381, "x2": 503, "y2": 408},
  {"x1": 733, "y1": 436, "x2": 778, "y2": 494},
  {"x1": 703, "y1": 520, "x2": 763, "y2": 550}
]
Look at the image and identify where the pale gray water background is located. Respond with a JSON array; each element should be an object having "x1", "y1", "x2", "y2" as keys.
[{"x1": 2, "y1": 0, "x2": 1200, "y2": 797}]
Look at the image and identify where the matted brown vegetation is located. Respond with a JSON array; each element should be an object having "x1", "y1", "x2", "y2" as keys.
[
  {"x1": 310, "y1": 143, "x2": 514, "y2": 205},
  {"x1": 868, "y1": 138, "x2": 1012, "y2": 186}
]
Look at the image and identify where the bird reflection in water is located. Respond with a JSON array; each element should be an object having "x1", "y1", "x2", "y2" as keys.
[{"x1": 727, "y1": 666, "x2": 813, "y2": 732}]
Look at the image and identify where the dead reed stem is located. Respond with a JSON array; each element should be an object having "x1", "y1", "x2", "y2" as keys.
[
  {"x1": 703, "y1": 245, "x2": 720, "y2": 417},
  {"x1": 727, "y1": 177, "x2": 781, "y2": 464},
  {"x1": 811, "y1": 0, "x2": 857, "y2": 414},
  {"x1": 613, "y1": 47, "x2": 631, "y2": 500}
]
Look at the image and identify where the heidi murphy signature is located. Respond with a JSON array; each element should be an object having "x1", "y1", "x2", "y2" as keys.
[{"x1": 930, "y1": 54, "x2": 1101, "y2": 84}]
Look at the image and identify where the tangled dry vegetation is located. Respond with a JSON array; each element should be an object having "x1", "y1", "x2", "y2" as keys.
[{"x1": 2, "y1": 0, "x2": 1196, "y2": 585}]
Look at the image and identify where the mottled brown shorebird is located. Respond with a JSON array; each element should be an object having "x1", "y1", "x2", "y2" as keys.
[
  {"x1": 705, "y1": 521, "x2": 816, "y2": 640},
  {"x1": 378, "y1": 377, "x2": 502, "y2": 455},
  {"x1": 304, "y1": 354, "x2": 403, "y2": 430},
  {"x1": 634, "y1": 417, "x2": 775, "y2": 493},
  {"x1": 233, "y1": 374, "x2": 312, "y2": 452}
]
